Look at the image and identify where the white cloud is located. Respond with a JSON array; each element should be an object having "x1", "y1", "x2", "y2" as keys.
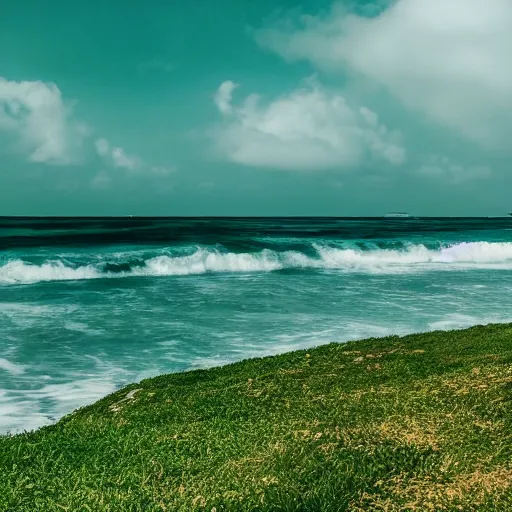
[
  {"x1": 94, "y1": 138, "x2": 110, "y2": 157},
  {"x1": 0, "y1": 76, "x2": 175, "y2": 176},
  {"x1": 212, "y1": 79, "x2": 405, "y2": 171},
  {"x1": 94, "y1": 138, "x2": 140, "y2": 170},
  {"x1": 111, "y1": 147, "x2": 139, "y2": 170},
  {"x1": 94, "y1": 137, "x2": 175, "y2": 175},
  {"x1": 214, "y1": 80, "x2": 238, "y2": 115},
  {"x1": 418, "y1": 155, "x2": 491, "y2": 183},
  {"x1": 256, "y1": 0, "x2": 512, "y2": 148},
  {"x1": 0, "y1": 77, "x2": 87, "y2": 164}
]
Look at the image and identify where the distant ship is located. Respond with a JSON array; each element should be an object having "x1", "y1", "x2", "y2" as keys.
[{"x1": 384, "y1": 212, "x2": 410, "y2": 218}]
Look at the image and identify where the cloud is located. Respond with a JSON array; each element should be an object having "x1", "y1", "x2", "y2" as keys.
[
  {"x1": 94, "y1": 138, "x2": 140, "y2": 170},
  {"x1": 111, "y1": 147, "x2": 139, "y2": 170},
  {"x1": 212, "y1": 78, "x2": 405, "y2": 171},
  {"x1": 0, "y1": 75, "x2": 175, "y2": 177},
  {"x1": 418, "y1": 155, "x2": 491, "y2": 183},
  {"x1": 94, "y1": 138, "x2": 110, "y2": 158},
  {"x1": 214, "y1": 80, "x2": 238, "y2": 115},
  {"x1": 94, "y1": 138, "x2": 175, "y2": 175},
  {"x1": 256, "y1": 0, "x2": 512, "y2": 148},
  {"x1": 0, "y1": 77, "x2": 88, "y2": 164}
]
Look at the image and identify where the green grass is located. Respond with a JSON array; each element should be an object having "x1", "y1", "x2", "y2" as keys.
[{"x1": 1, "y1": 324, "x2": 512, "y2": 511}]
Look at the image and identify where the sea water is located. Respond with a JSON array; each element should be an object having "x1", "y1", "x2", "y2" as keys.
[{"x1": 1, "y1": 217, "x2": 512, "y2": 433}]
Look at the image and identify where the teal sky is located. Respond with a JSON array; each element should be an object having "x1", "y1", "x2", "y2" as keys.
[{"x1": 1, "y1": 0, "x2": 511, "y2": 216}]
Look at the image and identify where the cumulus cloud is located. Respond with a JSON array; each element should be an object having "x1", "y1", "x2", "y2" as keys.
[
  {"x1": 256, "y1": 0, "x2": 512, "y2": 148},
  {"x1": 418, "y1": 155, "x2": 491, "y2": 183},
  {"x1": 94, "y1": 138, "x2": 110, "y2": 158},
  {"x1": 212, "y1": 79, "x2": 405, "y2": 171},
  {"x1": 0, "y1": 75, "x2": 175, "y2": 176},
  {"x1": 214, "y1": 80, "x2": 238, "y2": 115},
  {"x1": 94, "y1": 137, "x2": 175, "y2": 175},
  {"x1": 94, "y1": 138, "x2": 140, "y2": 170},
  {"x1": 111, "y1": 147, "x2": 139, "y2": 170},
  {"x1": 0, "y1": 77, "x2": 88, "y2": 164}
]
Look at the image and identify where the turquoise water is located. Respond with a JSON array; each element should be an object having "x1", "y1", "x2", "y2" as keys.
[{"x1": 2, "y1": 217, "x2": 512, "y2": 433}]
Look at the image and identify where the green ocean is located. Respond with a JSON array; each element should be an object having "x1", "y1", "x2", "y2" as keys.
[{"x1": 2, "y1": 217, "x2": 512, "y2": 433}]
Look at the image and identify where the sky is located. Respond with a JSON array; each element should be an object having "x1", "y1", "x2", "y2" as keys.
[{"x1": 1, "y1": 0, "x2": 511, "y2": 216}]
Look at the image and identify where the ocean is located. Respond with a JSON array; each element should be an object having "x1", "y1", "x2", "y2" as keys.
[{"x1": 1, "y1": 217, "x2": 512, "y2": 434}]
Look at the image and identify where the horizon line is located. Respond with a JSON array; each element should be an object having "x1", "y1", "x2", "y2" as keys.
[{"x1": 0, "y1": 215, "x2": 510, "y2": 219}]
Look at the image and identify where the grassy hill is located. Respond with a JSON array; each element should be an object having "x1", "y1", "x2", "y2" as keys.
[{"x1": 1, "y1": 324, "x2": 512, "y2": 511}]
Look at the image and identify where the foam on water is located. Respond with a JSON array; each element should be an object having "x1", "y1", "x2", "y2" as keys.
[
  {"x1": 427, "y1": 313, "x2": 512, "y2": 331},
  {"x1": 0, "y1": 358, "x2": 26, "y2": 376},
  {"x1": 1, "y1": 309, "x2": 510, "y2": 434},
  {"x1": 2, "y1": 241, "x2": 512, "y2": 284},
  {"x1": 0, "y1": 378, "x2": 119, "y2": 434},
  {"x1": 0, "y1": 260, "x2": 99, "y2": 285},
  {"x1": 64, "y1": 322, "x2": 104, "y2": 336}
]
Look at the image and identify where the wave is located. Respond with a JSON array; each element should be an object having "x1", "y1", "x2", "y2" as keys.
[{"x1": 2, "y1": 241, "x2": 512, "y2": 284}]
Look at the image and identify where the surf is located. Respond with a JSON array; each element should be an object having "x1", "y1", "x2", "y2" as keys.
[{"x1": 2, "y1": 241, "x2": 512, "y2": 284}]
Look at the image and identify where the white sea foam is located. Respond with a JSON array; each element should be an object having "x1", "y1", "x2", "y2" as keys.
[
  {"x1": 2, "y1": 241, "x2": 512, "y2": 285},
  {"x1": 64, "y1": 322, "x2": 104, "y2": 336},
  {"x1": 0, "y1": 378, "x2": 119, "y2": 434},
  {"x1": 0, "y1": 260, "x2": 99, "y2": 284},
  {"x1": 314, "y1": 241, "x2": 512, "y2": 268},
  {"x1": 1, "y1": 312, "x2": 510, "y2": 434},
  {"x1": 0, "y1": 302, "x2": 77, "y2": 328},
  {"x1": 0, "y1": 358, "x2": 26, "y2": 376},
  {"x1": 136, "y1": 249, "x2": 284, "y2": 275},
  {"x1": 428, "y1": 313, "x2": 512, "y2": 331}
]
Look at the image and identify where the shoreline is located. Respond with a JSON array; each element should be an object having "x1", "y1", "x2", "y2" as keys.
[
  {"x1": 2, "y1": 323, "x2": 512, "y2": 510},
  {"x1": 0, "y1": 323, "x2": 493, "y2": 436}
]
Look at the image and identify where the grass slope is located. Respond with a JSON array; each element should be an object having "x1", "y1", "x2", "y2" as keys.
[{"x1": 1, "y1": 324, "x2": 512, "y2": 511}]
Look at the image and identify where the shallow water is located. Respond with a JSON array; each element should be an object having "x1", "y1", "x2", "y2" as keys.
[{"x1": 1, "y1": 217, "x2": 512, "y2": 433}]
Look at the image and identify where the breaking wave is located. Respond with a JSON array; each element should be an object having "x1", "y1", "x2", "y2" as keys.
[{"x1": 2, "y1": 241, "x2": 512, "y2": 285}]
